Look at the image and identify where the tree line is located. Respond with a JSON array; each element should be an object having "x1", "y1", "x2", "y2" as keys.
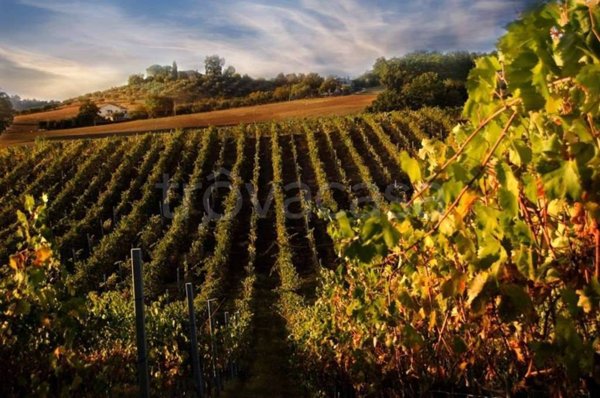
[
  {"x1": 1, "y1": 51, "x2": 481, "y2": 133},
  {"x1": 366, "y1": 51, "x2": 478, "y2": 111}
]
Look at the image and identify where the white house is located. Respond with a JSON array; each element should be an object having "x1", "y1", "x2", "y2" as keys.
[{"x1": 98, "y1": 103, "x2": 129, "y2": 121}]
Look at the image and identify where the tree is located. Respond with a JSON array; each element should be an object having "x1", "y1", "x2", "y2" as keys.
[
  {"x1": 224, "y1": 65, "x2": 236, "y2": 77},
  {"x1": 401, "y1": 72, "x2": 446, "y2": 109},
  {"x1": 171, "y1": 61, "x2": 178, "y2": 80},
  {"x1": 369, "y1": 51, "x2": 478, "y2": 111},
  {"x1": 128, "y1": 74, "x2": 145, "y2": 86},
  {"x1": 273, "y1": 86, "x2": 292, "y2": 101},
  {"x1": 274, "y1": 73, "x2": 287, "y2": 86},
  {"x1": 302, "y1": 73, "x2": 324, "y2": 93},
  {"x1": 145, "y1": 95, "x2": 174, "y2": 118},
  {"x1": 319, "y1": 77, "x2": 340, "y2": 95},
  {"x1": 146, "y1": 64, "x2": 172, "y2": 79},
  {"x1": 0, "y1": 92, "x2": 14, "y2": 132},
  {"x1": 290, "y1": 83, "x2": 311, "y2": 99},
  {"x1": 205, "y1": 55, "x2": 225, "y2": 77},
  {"x1": 76, "y1": 100, "x2": 99, "y2": 126}
]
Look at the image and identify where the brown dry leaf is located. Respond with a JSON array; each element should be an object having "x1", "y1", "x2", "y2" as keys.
[
  {"x1": 34, "y1": 246, "x2": 52, "y2": 267},
  {"x1": 9, "y1": 253, "x2": 25, "y2": 271},
  {"x1": 509, "y1": 339, "x2": 526, "y2": 363}
]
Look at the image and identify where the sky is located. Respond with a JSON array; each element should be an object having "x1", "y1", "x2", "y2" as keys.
[{"x1": 0, "y1": 0, "x2": 539, "y2": 100}]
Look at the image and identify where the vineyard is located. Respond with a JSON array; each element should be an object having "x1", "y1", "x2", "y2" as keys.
[
  {"x1": 0, "y1": 108, "x2": 452, "y2": 396},
  {"x1": 2, "y1": 1, "x2": 600, "y2": 397}
]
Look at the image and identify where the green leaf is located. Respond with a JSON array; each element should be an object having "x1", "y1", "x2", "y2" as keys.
[
  {"x1": 467, "y1": 271, "x2": 489, "y2": 305},
  {"x1": 16, "y1": 210, "x2": 28, "y2": 227},
  {"x1": 402, "y1": 324, "x2": 424, "y2": 349},
  {"x1": 514, "y1": 245, "x2": 536, "y2": 280},
  {"x1": 473, "y1": 204, "x2": 500, "y2": 234},
  {"x1": 522, "y1": 174, "x2": 539, "y2": 204},
  {"x1": 454, "y1": 232, "x2": 476, "y2": 262},
  {"x1": 540, "y1": 159, "x2": 582, "y2": 201},
  {"x1": 575, "y1": 64, "x2": 600, "y2": 114},
  {"x1": 510, "y1": 139, "x2": 533, "y2": 165},
  {"x1": 382, "y1": 220, "x2": 400, "y2": 249},
  {"x1": 476, "y1": 238, "x2": 502, "y2": 270},
  {"x1": 498, "y1": 188, "x2": 518, "y2": 217},
  {"x1": 399, "y1": 151, "x2": 421, "y2": 184},
  {"x1": 531, "y1": 341, "x2": 557, "y2": 367},
  {"x1": 360, "y1": 217, "x2": 381, "y2": 241},
  {"x1": 561, "y1": 288, "x2": 581, "y2": 317},
  {"x1": 345, "y1": 241, "x2": 377, "y2": 264},
  {"x1": 335, "y1": 211, "x2": 355, "y2": 239}
]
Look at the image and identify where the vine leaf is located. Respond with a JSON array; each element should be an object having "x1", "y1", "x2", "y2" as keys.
[
  {"x1": 540, "y1": 159, "x2": 582, "y2": 201},
  {"x1": 399, "y1": 151, "x2": 421, "y2": 184},
  {"x1": 575, "y1": 64, "x2": 600, "y2": 114},
  {"x1": 467, "y1": 271, "x2": 489, "y2": 305}
]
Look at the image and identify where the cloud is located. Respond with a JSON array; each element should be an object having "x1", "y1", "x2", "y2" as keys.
[
  {"x1": 0, "y1": 46, "x2": 121, "y2": 99},
  {"x1": 0, "y1": 0, "x2": 537, "y2": 100}
]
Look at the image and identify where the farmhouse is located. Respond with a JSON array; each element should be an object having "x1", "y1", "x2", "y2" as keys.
[{"x1": 98, "y1": 103, "x2": 128, "y2": 121}]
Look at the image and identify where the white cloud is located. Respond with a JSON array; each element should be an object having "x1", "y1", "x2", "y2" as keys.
[
  {"x1": 0, "y1": 46, "x2": 121, "y2": 99},
  {"x1": 0, "y1": 0, "x2": 533, "y2": 99}
]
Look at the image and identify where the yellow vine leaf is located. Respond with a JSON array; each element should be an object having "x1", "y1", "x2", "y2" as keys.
[
  {"x1": 9, "y1": 255, "x2": 20, "y2": 271},
  {"x1": 456, "y1": 190, "x2": 479, "y2": 220}
]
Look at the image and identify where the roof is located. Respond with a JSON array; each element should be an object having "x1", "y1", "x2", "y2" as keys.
[{"x1": 99, "y1": 103, "x2": 128, "y2": 110}]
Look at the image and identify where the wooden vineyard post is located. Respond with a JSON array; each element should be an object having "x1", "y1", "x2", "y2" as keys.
[
  {"x1": 185, "y1": 283, "x2": 204, "y2": 397},
  {"x1": 224, "y1": 312, "x2": 234, "y2": 379},
  {"x1": 131, "y1": 249, "x2": 150, "y2": 398},
  {"x1": 159, "y1": 200, "x2": 164, "y2": 226},
  {"x1": 86, "y1": 233, "x2": 93, "y2": 255},
  {"x1": 207, "y1": 298, "x2": 221, "y2": 394}
]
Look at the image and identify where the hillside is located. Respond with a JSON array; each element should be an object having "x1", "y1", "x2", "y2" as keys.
[
  {"x1": 0, "y1": 109, "x2": 452, "y2": 396},
  {"x1": 0, "y1": 93, "x2": 377, "y2": 147}
]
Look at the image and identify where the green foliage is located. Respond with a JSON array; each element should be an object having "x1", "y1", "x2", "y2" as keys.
[
  {"x1": 0, "y1": 91, "x2": 14, "y2": 132},
  {"x1": 0, "y1": 196, "x2": 86, "y2": 396},
  {"x1": 76, "y1": 99, "x2": 100, "y2": 126},
  {"x1": 0, "y1": 104, "x2": 458, "y2": 395},
  {"x1": 144, "y1": 95, "x2": 174, "y2": 118},
  {"x1": 1, "y1": 189, "x2": 255, "y2": 395},
  {"x1": 205, "y1": 55, "x2": 225, "y2": 77},
  {"x1": 293, "y1": 1, "x2": 600, "y2": 395},
  {"x1": 74, "y1": 55, "x2": 356, "y2": 119},
  {"x1": 128, "y1": 73, "x2": 145, "y2": 86},
  {"x1": 369, "y1": 52, "x2": 475, "y2": 112}
]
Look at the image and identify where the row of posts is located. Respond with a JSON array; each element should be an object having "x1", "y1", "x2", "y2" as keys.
[{"x1": 131, "y1": 248, "x2": 236, "y2": 398}]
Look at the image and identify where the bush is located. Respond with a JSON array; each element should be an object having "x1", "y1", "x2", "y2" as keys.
[
  {"x1": 174, "y1": 103, "x2": 193, "y2": 115},
  {"x1": 128, "y1": 105, "x2": 149, "y2": 120},
  {"x1": 144, "y1": 95, "x2": 174, "y2": 118}
]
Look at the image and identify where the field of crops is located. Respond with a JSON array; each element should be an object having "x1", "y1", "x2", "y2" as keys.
[
  {"x1": 2, "y1": 2, "x2": 599, "y2": 396},
  {"x1": 0, "y1": 108, "x2": 452, "y2": 396}
]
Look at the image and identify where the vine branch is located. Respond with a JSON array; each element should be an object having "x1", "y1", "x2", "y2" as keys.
[
  {"x1": 407, "y1": 103, "x2": 516, "y2": 207},
  {"x1": 406, "y1": 111, "x2": 518, "y2": 252}
]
